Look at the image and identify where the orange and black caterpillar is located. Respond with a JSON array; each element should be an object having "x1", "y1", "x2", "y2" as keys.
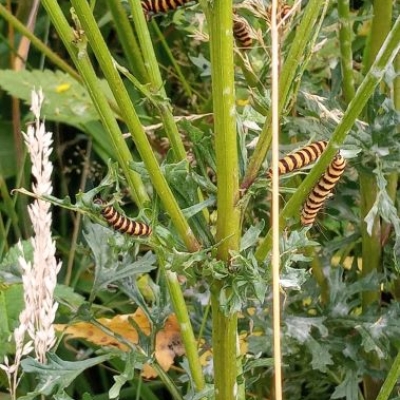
[
  {"x1": 141, "y1": 0, "x2": 194, "y2": 18},
  {"x1": 267, "y1": 140, "x2": 328, "y2": 178},
  {"x1": 95, "y1": 199, "x2": 152, "y2": 236},
  {"x1": 301, "y1": 153, "x2": 346, "y2": 226},
  {"x1": 233, "y1": 15, "x2": 253, "y2": 49},
  {"x1": 266, "y1": 3, "x2": 292, "y2": 23}
]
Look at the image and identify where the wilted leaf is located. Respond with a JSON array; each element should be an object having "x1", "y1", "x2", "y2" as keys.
[{"x1": 55, "y1": 310, "x2": 184, "y2": 378}]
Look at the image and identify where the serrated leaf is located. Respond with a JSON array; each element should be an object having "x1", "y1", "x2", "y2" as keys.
[
  {"x1": 306, "y1": 337, "x2": 333, "y2": 372},
  {"x1": 20, "y1": 353, "x2": 114, "y2": 397},
  {"x1": 240, "y1": 222, "x2": 265, "y2": 251},
  {"x1": 285, "y1": 316, "x2": 328, "y2": 343},
  {"x1": 280, "y1": 266, "x2": 307, "y2": 290},
  {"x1": 331, "y1": 369, "x2": 360, "y2": 400},
  {"x1": 83, "y1": 221, "x2": 156, "y2": 293}
]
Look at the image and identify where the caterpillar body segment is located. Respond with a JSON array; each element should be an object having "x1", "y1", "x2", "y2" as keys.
[
  {"x1": 267, "y1": 140, "x2": 328, "y2": 178},
  {"x1": 266, "y1": 3, "x2": 292, "y2": 23},
  {"x1": 300, "y1": 154, "x2": 346, "y2": 226},
  {"x1": 141, "y1": 0, "x2": 194, "y2": 18},
  {"x1": 233, "y1": 15, "x2": 253, "y2": 49},
  {"x1": 95, "y1": 199, "x2": 152, "y2": 236}
]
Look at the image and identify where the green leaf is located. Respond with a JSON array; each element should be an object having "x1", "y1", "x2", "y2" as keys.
[
  {"x1": 240, "y1": 222, "x2": 265, "y2": 251},
  {"x1": 285, "y1": 316, "x2": 328, "y2": 343},
  {"x1": 331, "y1": 369, "x2": 360, "y2": 400},
  {"x1": 83, "y1": 221, "x2": 157, "y2": 294},
  {"x1": 0, "y1": 70, "x2": 100, "y2": 125},
  {"x1": 109, "y1": 352, "x2": 136, "y2": 399},
  {"x1": 306, "y1": 337, "x2": 333, "y2": 372},
  {"x1": 0, "y1": 239, "x2": 33, "y2": 281},
  {"x1": 20, "y1": 353, "x2": 114, "y2": 398}
]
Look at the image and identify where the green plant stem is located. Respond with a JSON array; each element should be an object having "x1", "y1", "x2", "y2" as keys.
[
  {"x1": 392, "y1": 49, "x2": 400, "y2": 299},
  {"x1": 128, "y1": 1, "x2": 187, "y2": 162},
  {"x1": 107, "y1": 0, "x2": 149, "y2": 83},
  {"x1": 207, "y1": 0, "x2": 241, "y2": 398},
  {"x1": 240, "y1": 0, "x2": 326, "y2": 191},
  {"x1": 363, "y1": 0, "x2": 393, "y2": 75},
  {"x1": 306, "y1": 246, "x2": 329, "y2": 304},
  {"x1": 164, "y1": 270, "x2": 205, "y2": 392},
  {"x1": 0, "y1": 4, "x2": 81, "y2": 81},
  {"x1": 68, "y1": 0, "x2": 200, "y2": 252},
  {"x1": 376, "y1": 350, "x2": 400, "y2": 400},
  {"x1": 337, "y1": 0, "x2": 356, "y2": 103},
  {"x1": 40, "y1": 0, "x2": 149, "y2": 209},
  {"x1": 360, "y1": 173, "x2": 381, "y2": 309},
  {"x1": 254, "y1": 15, "x2": 400, "y2": 261},
  {"x1": 361, "y1": 3, "x2": 393, "y2": 398}
]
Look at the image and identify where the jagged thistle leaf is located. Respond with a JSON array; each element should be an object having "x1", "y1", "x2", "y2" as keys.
[{"x1": 20, "y1": 353, "x2": 114, "y2": 397}]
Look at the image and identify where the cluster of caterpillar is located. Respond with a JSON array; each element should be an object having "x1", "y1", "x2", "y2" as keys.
[
  {"x1": 268, "y1": 141, "x2": 346, "y2": 226},
  {"x1": 140, "y1": 0, "x2": 292, "y2": 52}
]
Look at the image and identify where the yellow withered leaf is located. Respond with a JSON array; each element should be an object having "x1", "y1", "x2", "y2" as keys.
[{"x1": 55, "y1": 309, "x2": 184, "y2": 378}]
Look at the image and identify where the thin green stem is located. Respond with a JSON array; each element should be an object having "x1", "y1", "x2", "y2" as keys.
[
  {"x1": 152, "y1": 22, "x2": 194, "y2": 100},
  {"x1": 69, "y1": 0, "x2": 200, "y2": 252},
  {"x1": 107, "y1": 0, "x2": 149, "y2": 83},
  {"x1": 254, "y1": 15, "x2": 400, "y2": 261},
  {"x1": 128, "y1": 0, "x2": 187, "y2": 162},
  {"x1": 376, "y1": 350, "x2": 400, "y2": 400},
  {"x1": 241, "y1": 0, "x2": 327, "y2": 191},
  {"x1": 361, "y1": 3, "x2": 393, "y2": 398},
  {"x1": 337, "y1": 0, "x2": 356, "y2": 103},
  {"x1": 360, "y1": 173, "x2": 381, "y2": 310}
]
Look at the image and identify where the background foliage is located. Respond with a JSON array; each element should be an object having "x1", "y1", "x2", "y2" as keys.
[{"x1": 0, "y1": 0, "x2": 400, "y2": 399}]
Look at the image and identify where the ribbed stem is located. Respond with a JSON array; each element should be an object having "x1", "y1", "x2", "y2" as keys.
[
  {"x1": 337, "y1": 0, "x2": 356, "y2": 102},
  {"x1": 208, "y1": 0, "x2": 241, "y2": 398}
]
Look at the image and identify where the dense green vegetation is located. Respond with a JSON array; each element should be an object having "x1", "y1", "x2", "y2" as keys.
[{"x1": 0, "y1": 1, "x2": 399, "y2": 399}]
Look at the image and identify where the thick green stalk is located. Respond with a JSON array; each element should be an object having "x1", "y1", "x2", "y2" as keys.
[
  {"x1": 128, "y1": 0, "x2": 187, "y2": 162},
  {"x1": 361, "y1": 2, "x2": 392, "y2": 399},
  {"x1": 240, "y1": 0, "x2": 326, "y2": 191},
  {"x1": 254, "y1": 15, "x2": 400, "y2": 261},
  {"x1": 107, "y1": 0, "x2": 148, "y2": 83},
  {"x1": 208, "y1": 0, "x2": 241, "y2": 398},
  {"x1": 337, "y1": 0, "x2": 356, "y2": 103},
  {"x1": 69, "y1": 0, "x2": 200, "y2": 252},
  {"x1": 0, "y1": 4, "x2": 81, "y2": 81},
  {"x1": 40, "y1": 0, "x2": 149, "y2": 208}
]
